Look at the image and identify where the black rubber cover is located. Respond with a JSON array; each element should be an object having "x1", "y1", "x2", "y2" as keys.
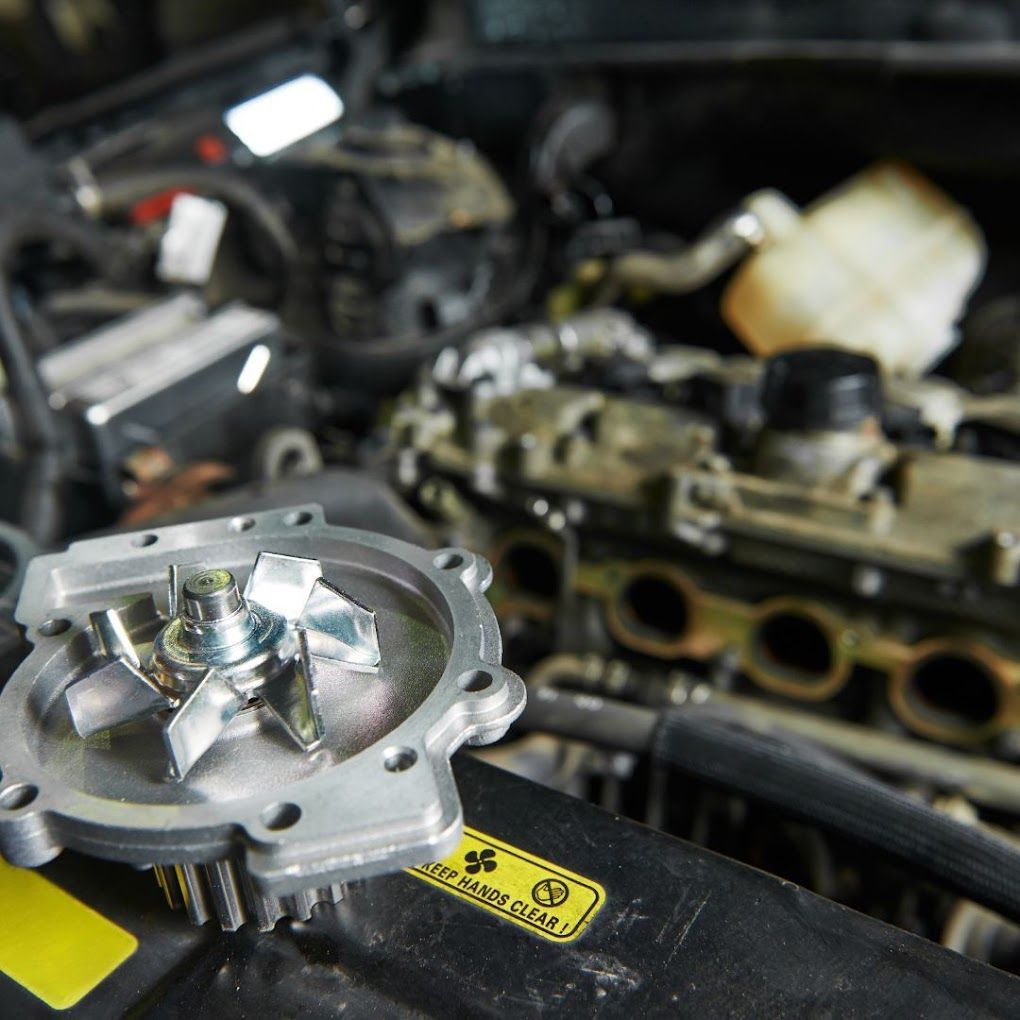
[{"x1": 16, "y1": 756, "x2": 1019, "y2": 1018}]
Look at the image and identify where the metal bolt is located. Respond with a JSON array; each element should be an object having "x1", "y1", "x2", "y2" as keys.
[
  {"x1": 852, "y1": 565, "x2": 884, "y2": 598},
  {"x1": 182, "y1": 569, "x2": 241, "y2": 622},
  {"x1": 527, "y1": 497, "x2": 550, "y2": 518},
  {"x1": 990, "y1": 530, "x2": 1020, "y2": 586}
]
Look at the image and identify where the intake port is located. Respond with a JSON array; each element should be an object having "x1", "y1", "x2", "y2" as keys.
[
  {"x1": 609, "y1": 567, "x2": 692, "y2": 657},
  {"x1": 893, "y1": 645, "x2": 1006, "y2": 744},
  {"x1": 748, "y1": 602, "x2": 848, "y2": 700},
  {"x1": 500, "y1": 540, "x2": 560, "y2": 600},
  {"x1": 490, "y1": 533, "x2": 563, "y2": 621}
]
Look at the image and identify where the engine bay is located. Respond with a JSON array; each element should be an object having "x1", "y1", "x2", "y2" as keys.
[{"x1": 1, "y1": 3, "x2": 1020, "y2": 1014}]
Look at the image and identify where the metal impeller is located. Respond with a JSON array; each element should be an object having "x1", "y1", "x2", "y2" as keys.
[{"x1": 65, "y1": 552, "x2": 380, "y2": 780}]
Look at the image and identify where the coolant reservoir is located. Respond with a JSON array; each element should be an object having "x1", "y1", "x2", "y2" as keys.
[{"x1": 722, "y1": 162, "x2": 985, "y2": 376}]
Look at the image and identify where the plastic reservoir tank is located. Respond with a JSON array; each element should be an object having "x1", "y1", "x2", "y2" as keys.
[{"x1": 722, "y1": 162, "x2": 985, "y2": 377}]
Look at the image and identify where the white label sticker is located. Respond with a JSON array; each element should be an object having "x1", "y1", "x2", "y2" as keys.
[{"x1": 156, "y1": 193, "x2": 228, "y2": 286}]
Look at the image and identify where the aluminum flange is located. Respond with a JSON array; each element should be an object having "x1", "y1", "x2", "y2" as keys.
[{"x1": 0, "y1": 505, "x2": 525, "y2": 929}]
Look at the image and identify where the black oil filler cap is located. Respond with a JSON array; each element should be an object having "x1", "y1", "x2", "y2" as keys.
[{"x1": 762, "y1": 347, "x2": 882, "y2": 432}]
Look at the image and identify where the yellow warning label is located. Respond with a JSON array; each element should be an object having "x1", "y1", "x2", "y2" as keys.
[
  {"x1": 408, "y1": 826, "x2": 605, "y2": 942},
  {"x1": 0, "y1": 859, "x2": 137, "y2": 1010}
]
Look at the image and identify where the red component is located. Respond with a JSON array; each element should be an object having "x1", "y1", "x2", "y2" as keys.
[
  {"x1": 130, "y1": 188, "x2": 191, "y2": 226},
  {"x1": 194, "y1": 134, "x2": 229, "y2": 166}
]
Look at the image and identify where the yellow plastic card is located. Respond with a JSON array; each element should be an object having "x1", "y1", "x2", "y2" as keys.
[{"x1": 0, "y1": 859, "x2": 137, "y2": 1010}]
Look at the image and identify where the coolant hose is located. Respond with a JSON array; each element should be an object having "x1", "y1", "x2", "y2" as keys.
[
  {"x1": 653, "y1": 706, "x2": 1020, "y2": 925},
  {"x1": 595, "y1": 208, "x2": 763, "y2": 304},
  {"x1": 522, "y1": 688, "x2": 1020, "y2": 925}
]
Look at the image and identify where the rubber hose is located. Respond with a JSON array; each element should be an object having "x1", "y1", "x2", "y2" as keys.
[
  {"x1": 594, "y1": 210, "x2": 758, "y2": 305},
  {"x1": 111, "y1": 466, "x2": 436, "y2": 548},
  {"x1": 0, "y1": 211, "x2": 115, "y2": 544},
  {"x1": 652, "y1": 705, "x2": 1020, "y2": 926}
]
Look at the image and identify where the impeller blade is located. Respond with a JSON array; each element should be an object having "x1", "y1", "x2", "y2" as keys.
[
  {"x1": 298, "y1": 578, "x2": 380, "y2": 667},
  {"x1": 89, "y1": 597, "x2": 160, "y2": 665},
  {"x1": 260, "y1": 631, "x2": 325, "y2": 750},
  {"x1": 163, "y1": 669, "x2": 245, "y2": 781},
  {"x1": 66, "y1": 659, "x2": 169, "y2": 738},
  {"x1": 244, "y1": 552, "x2": 322, "y2": 621}
]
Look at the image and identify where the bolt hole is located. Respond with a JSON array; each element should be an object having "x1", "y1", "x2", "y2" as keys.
[
  {"x1": 284, "y1": 510, "x2": 313, "y2": 527},
  {"x1": 0, "y1": 783, "x2": 37, "y2": 810},
  {"x1": 433, "y1": 551, "x2": 465, "y2": 571},
  {"x1": 458, "y1": 669, "x2": 494, "y2": 693},
  {"x1": 260, "y1": 802, "x2": 301, "y2": 831},
  {"x1": 384, "y1": 747, "x2": 417, "y2": 773},
  {"x1": 132, "y1": 533, "x2": 158, "y2": 548},
  {"x1": 38, "y1": 618, "x2": 70, "y2": 637},
  {"x1": 230, "y1": 516, "x2": 256, "y2": 533}
]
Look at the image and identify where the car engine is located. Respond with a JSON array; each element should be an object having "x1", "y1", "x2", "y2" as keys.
[{"x1": 1, "y1": 2, "x2": 1020, "y2": 1015}]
